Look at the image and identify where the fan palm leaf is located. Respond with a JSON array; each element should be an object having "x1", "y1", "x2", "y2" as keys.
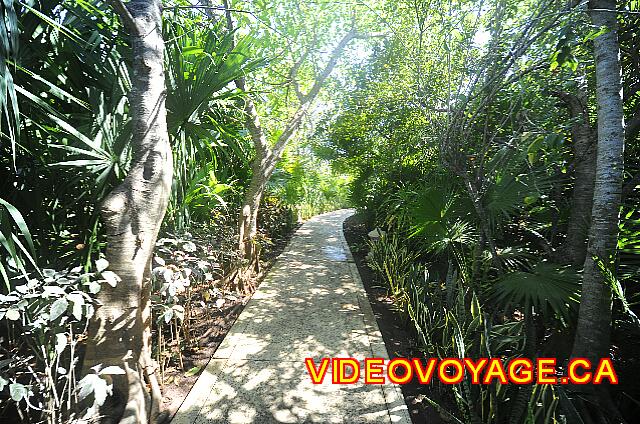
[{"x1": 491, "y1": 261, "x2": 580, "y2": 323}]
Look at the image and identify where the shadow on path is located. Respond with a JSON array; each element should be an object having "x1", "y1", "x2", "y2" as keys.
[{"x1": 172, "y1": 209, "x2": 411, "y2": 424}]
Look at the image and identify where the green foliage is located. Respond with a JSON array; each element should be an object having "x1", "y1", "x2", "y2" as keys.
[
  {"x1": 257, "y1": 196, "x2": 298, "y2": 243},
  {"x1": 0, "y1": 0, "x2": 637, "y2": 422},
  {"x1": 269, "y1": 151, "x2": 351, "y2": 219},
  {"x1": 366, "y1": 246, "x2": 566, "y2": 423},
  {"x1": 0, "y1": 0, "x2": 20, "y2": 160},
  {"x1": 161, "y1": 13, "x2": 262, "y2": 231},
  {"x1": 367, "y1": 233, "x2": 419, "y2": 313},
  {"x1": 1, "y1": 0, "x2": 132, "y2": 268},
  {"x1": 492, "y1": 262, "x2": 581, "y2": 324},
  {"x1": 0, "y1": 198, "x2": 37, "y2": 290},
  {"x1": 177, "y1": 164, "x2": 235, "y2": 224},
  {"x1": 392, "y1": 182, "x2": 477, "y2": 254},
  {"x1": 320, "y1": 0, "x2": 640, "y2": 422},
  {"x1": 0, "y1": 259, "x2": 117, "y2": 422}
]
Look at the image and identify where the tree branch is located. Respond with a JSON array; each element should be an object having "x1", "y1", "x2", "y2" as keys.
[
  {"x1": 222, "y1": 0, "x2": 271, "y2": 159},
  {"x1": 109, "y1": 0, "x2": 139, "y2": 36},
  {"x1": 162, "y1": 5, "x2": 256, "y2": 16},
  {"x1": 271, "y1": 28, "x2": 357, "y2": 158},
  {"x1": 301, "y1": 29, "x2": 357, "y2": 104},
  {"x1": 288, "y1": 47, "x2": 312, "y2": 103},
  {"x1": 550, "y1": 90, "x2": 590, "y2": 123}
]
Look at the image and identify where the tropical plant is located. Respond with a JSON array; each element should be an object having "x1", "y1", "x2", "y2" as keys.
[
  {"x1": 0, "y1": 258, "x2": 118, "y2": 424},
  {"x1": 164, "y1": 15, "x2": 261, "y2": 230},
  {"x1": 367, "y1": 232, "x2": 419, "y2": 314},
  {"x1": 492, "y1": 261, "x2": 581, "y2": 324},
  {"x1": 0, "y1": 198, "x2": 37, "y2": 291}
]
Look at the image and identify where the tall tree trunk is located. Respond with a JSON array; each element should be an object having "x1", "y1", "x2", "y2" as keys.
[
  {"x1": 83, "y1": 1, "x2": 171, "y2": 422},
  {"x1": 571, "y1": 0, "x2": 624, "y2": 363},
  {"x1": 222, "y1": 0, "x2": 271, "y2": 271},
  {"x1": 551, "y1": 90, "x2": 597, "y2": 266},
  {"x1": 238, "y1": 152, "x2": 269, "y2": 268},
  {"x1": 236, "y1": 104, "x2": 313, "y2": 267},
  {"x1": 223, "y1": 2, "x2": 359, "y2": 271}
]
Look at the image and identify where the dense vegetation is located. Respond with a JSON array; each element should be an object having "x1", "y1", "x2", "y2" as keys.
[
  {"x1": 0, "y1": 0, "x2": 638, "y2": 423},
  {"x1": 0, "y1": 1, "x2": 348, "y2": 422},
  {"x1": 315, "y1": 0, "x2": 639, "y2": 422}
]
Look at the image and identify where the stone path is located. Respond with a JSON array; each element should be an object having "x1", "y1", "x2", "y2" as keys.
[{"x1": 172, "y1": 209, "x2": 411, "y2": 423}]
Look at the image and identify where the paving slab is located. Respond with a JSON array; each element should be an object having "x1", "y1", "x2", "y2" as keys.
[{"x1": 172, "y1": 209, "x2": 411, "y2": 424}]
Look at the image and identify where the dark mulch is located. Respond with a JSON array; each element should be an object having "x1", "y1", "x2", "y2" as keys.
[
  {"x1": 160, "y1": 296, "x2": 246, "y2": 420},
  {"x1": 343, "y1": 214, "x2": 443, "y2": 424}
]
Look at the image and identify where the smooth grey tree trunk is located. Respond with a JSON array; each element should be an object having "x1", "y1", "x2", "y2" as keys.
[
  {"x1": 223, "y1": 3, "x2": 359, "y2": 273},
  {"x1": 572, "y1": 0, "x2": 625, "y2": 362},
  {"x1": 83, "y1": 1, "x2": 172, "y2": 423},
  {"x1": 552, "y1": 90, "x2": 597, "y2": 267}
]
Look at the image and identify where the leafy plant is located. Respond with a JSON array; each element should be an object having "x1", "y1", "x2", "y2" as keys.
[
  {"x1": 0, "y1": 259, "x2": 115, "y2": 423},
  {"x1": 367, "y1": 232, "x2": 419, "y2": 314},
  {"x1": 0, "y1": 198, "x2": 38, "y2": 291},
  {"x1": 491, "y1": 261, "x2": 580, "y2": 323}
]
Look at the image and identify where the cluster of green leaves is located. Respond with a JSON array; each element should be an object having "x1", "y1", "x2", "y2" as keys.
[
  {"x1": 269, "y1": 149, "x2": 351, "y2": 220},
  {"x1": 0, "y1": 2, "x2": 267, "y2": 421},
  {"x1": 0, "y1": 258, "x2": 119, "y2": 422},
  {"x1": 0, "y1": 1, "x2": 263, "y2": 272},
  {"x1": 367, "y1": 235, "x2": 569, "y2": 423},
  {"x1": 318, "y1": 0, "x2": 640, "y2": 422},
  {"x1": 163, "y1": 12, "x2": 263, "y2": 231},
  {"x1": 0, "y1": 0, "x2": 382, "y2": 421}
]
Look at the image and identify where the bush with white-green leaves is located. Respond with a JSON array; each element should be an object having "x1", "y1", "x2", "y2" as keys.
[{"x1": 0, "y1": 259, "x2": 122, "y2": 423}]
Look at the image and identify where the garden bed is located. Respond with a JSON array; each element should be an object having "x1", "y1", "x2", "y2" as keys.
[
  {"x1": 160, "y1": 222, "x2": 300, "y2": 420},
  {"x1": 343, "y1": 214, "x2": 443, "y2": 424}
]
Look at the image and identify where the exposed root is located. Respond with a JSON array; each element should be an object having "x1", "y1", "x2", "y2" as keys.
[{"x1": 141, "y1": 356, "x2": 163, "y2": 423}]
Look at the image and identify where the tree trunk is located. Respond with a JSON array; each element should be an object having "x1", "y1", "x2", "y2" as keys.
[
  {"x1": 571, "y1": 0, "x2": 624, "y2": 363},
  {"x1": 552, "y1": 90, "x2": 597, "y2": 266},
  {"x1": 83, "y1": 1, "x2": 172, "y2": 422},
  {"x1": 233, "y1": 76, "x2": 272, "y2": 266},
  {"x1": 237, "y1": 153, "x2": 269, "y2": 267},
  {"x1": 223, "y1": 2, "x2": 359, "y2": 271},
  {"x1": 235, "y1": 104, "x2": 310, "y2": 266}
]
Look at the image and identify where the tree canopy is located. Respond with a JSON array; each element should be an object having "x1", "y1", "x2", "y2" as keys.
[{"x1": 0, "y1": 0, "x2": 638, "y2": 423}]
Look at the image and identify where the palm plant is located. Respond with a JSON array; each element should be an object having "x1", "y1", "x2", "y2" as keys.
[
  {"x1": 163, "y1": 15, "x2": 263, "y2": 230},
  {"x1": 0, "y1": 198, "x2": 38, "y2": 290},
  {"x1": 0, "y1": 0, "x2": 20, "y2": 160},
  {"x1": 1, "y1": 0, "x2": 130, "y2": 268},
  {"x1": 400, "y1": 182, "x2": 477, "y2": 254},
  {"x1": 491, "y1": 261, "x2": 581, "y2": 325},
  {"x1": 404, "y1": 264, "x2": 575, "y2": 424}
]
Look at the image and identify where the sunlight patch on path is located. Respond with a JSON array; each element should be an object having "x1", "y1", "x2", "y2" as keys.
[{"x1": 172, "y1": 209, "x2": 411, "y2": 424}]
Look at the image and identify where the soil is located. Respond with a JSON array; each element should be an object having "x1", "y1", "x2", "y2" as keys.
[
  {"x1": 160, "y1": 296, "x2": 246, "y2": 420},
  {"x1": 343, "y1": 214, "x2": 443, "y2": 424},
  {"x1": 161, "y1": 223, "x2": 300, "y2": 421}
]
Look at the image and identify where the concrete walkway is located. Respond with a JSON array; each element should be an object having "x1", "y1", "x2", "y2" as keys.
[{"x1": 172, "y1": 209, "x2": 411, "y2": 423}]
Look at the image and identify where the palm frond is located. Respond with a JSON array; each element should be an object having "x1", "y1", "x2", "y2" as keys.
[
  {"x1": 491, "y1": 261, "x2": 580, "y2": 323},
  {"x1": 0, "y1": 0, "x2": 20, "y2": 162}
]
